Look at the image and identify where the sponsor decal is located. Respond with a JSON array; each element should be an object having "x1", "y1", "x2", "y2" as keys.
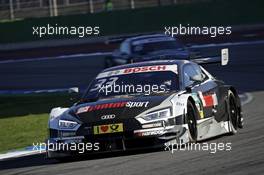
[
  {"x1": 142, "y1": 122, "x2": 163, "y2": 129},
  {"x1": 199, "y1": 110, "x2": 205, "y2": 119},
  {"x1": 101, "y1": 114, "x2": 116, "y2": 120},
  {"x1": 93, "y1": 123, "x2": 123, "y2": 134},
  {"x1": 176, "y1": 102, "x2": 184, "y2": 106},
  {"x1": 198, "y1": 92, "x2": 218, "y2": 107},
  {"x1": 76, "y1": 101, "x2": 149, "y2": 114},
  {"x1": 204, "y1": 95, "x2": 214, "y2": 106},
  {"x1": 123, "y1": 65, "x2": 166, "y2": 74},
  {"x1": 193, "y1": 92, "x2": 218, "y2": 119},
  {"x1": 96, "y1": 65, "x2": 178, "y2": 79},
  {"x1": 135, "y1": 129, "x2": 164, "y2": 136},
  {"x1": 192, "y1": 93, "x2": 204, "y2": 119},
  {"x1": 126, "y1": 101, "x2": 149, "y2": 108}
]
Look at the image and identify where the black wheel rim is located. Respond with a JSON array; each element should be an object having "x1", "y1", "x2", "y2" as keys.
[
  {"x1": 187, "y1": 106, "x2": 197, "y2": 140},
  {"x1": 229, "y1": 96, "x2": 238, "y2": 129}
]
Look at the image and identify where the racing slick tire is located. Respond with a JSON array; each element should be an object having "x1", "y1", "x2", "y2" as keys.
[
  {"x1": 227, "y1": 90, "x2": 239, "y2": 135},
  {"x1": 186, "y1": 100, "x2": 198, "y2": 143}
]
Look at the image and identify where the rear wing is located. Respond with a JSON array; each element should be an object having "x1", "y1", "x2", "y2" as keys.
[{"x1": 191, "y1": 48, "x2": 229, "y2": 66}]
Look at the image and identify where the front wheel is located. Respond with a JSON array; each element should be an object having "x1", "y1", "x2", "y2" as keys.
[{"x1": 186, "y1": 101, "x2": 198, "y2": 142}]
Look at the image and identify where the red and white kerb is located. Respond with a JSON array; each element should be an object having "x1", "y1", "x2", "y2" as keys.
[
  {"x1": 96, "y1": 65, "x2": 178, "y2": 79},
  {"x1": 198, "y1": 91, "x2": 218, "y2": 107}
]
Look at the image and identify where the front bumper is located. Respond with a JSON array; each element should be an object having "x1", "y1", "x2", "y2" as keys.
[{"x1": 46, "y1": 124, "x2": 189, "y2": 158}]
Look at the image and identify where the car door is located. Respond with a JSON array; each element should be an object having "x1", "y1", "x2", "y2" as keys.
[{"x1": 182, "y1": 63, "x2": 224, "y2": 121}]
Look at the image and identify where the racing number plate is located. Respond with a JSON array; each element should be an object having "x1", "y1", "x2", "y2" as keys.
[{"x1": 93, "y1": 123, "x2": 123, "y2": 135}]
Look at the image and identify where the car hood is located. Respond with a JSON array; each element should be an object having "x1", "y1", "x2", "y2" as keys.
[{"x1": 70, "y1": 94, "x2": 172, "y2": 124}]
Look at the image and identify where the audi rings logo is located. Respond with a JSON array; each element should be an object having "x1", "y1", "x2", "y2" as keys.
[{"x1": 101, "y1": 114, "x2": 116, "y2": 120}]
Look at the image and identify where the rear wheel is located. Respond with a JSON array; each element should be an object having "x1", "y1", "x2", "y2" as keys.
[
  {"x1": 186, "y1": 101, "x2": 198, "y2": 142},
  {"x1": 228, "y1": 90, "x2": 238, "y2": 134}
]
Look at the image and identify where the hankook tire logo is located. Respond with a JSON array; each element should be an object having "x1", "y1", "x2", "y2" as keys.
[{"x1": 101, "y1": 114, "x2": 116, "y2": 120}]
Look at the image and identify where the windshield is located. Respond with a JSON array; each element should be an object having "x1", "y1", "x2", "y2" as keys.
[
  {"x1": 132, "y1": 41, "x2": 184, "y2": 55},
  {"x1": 84, "y1": 71, "x2": 179, "y2": 99}
]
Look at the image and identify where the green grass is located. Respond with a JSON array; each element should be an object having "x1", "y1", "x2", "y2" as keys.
[
  {"x1": 0, "y1": 114, "x2": 49, "y2": 153},
  {"x1": 0, "y1": 93, "x2": 77, "y2": 118},
  {"x1": 0, "y1": 93, "x2": 79, "y2": 153}
]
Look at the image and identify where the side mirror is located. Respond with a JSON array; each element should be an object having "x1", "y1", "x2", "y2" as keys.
[
  {"x1": 68, "y1": 87, "x2": 81, "y2": 104},
  {"x1": 185, "y1": 85, "x2": 192, "y2": 93}
]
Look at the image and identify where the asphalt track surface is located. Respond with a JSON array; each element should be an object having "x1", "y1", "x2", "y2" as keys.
[{"x1": 1, "y1": 42, "x2": 264, "y2": 174}]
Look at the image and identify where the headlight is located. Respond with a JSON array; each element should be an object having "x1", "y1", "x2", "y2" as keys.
[
  {"x1": 141, "y1": 108, "x2": 171, "y2": 121},
  {"x1": 59, "y1": 120, "x2": 78, "y2": 129}
]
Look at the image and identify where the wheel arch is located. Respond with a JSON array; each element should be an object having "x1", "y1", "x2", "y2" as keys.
[{"x1": 171, "y1": 93, "x2": 197, "y2": 124}]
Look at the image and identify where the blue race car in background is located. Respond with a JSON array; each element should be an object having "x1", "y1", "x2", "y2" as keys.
[{"x1": 105, "y1": 34, "x2": 200, "y2": 68}]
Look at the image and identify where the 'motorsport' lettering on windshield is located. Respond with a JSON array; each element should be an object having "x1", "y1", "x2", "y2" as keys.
[
  {"x1": 96, "y1": 65, "x2": 177, "y2": 79},
  {"x1": 76, "y1": 101, "x2": 149, "y2": 114}
]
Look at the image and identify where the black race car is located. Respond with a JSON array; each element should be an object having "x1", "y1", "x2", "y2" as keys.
[
  {"x1": 47, "y1": 49, "x2": 243, "y2": 159},
  {"x1": 105, "y1": 34, "x2": 200, "y2": 68}
]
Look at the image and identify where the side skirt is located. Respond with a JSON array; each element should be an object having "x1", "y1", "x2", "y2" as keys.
[{"x1": 196, "y1": 117, "x2": 230, "y2": 141}]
